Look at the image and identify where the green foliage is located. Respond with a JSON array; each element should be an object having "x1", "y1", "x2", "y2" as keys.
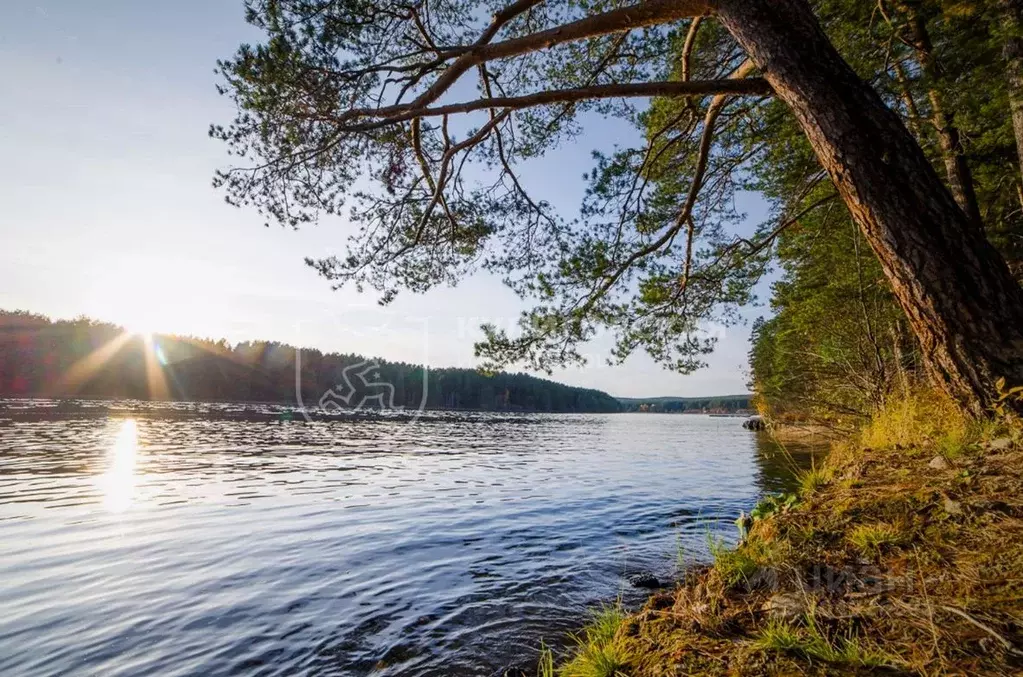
[
  {"x1": 747, "y1": 216, "x2": 910, "y2": 424},
  {"x1": 754, "y1": 618, "x2": 806, "y2": 653},
  {"x1": 580, "y1": 604, "x2": 627, "y2": 648},
  {"x1": 560, "y1": 646, "x2": 629, "y2": 677},
  {"x1": 750, "y1": 492, "x2": 799, "y2": 522},
  {"x1": 860, "y1": 390, "x2": 978, "y2": 452},
  {"x1": 537, "y1": 641, "x2": 555, "y2": 677},
  {"x1": 936, "y1": 428, "x2": 974, "y2": 459},
  {"x1": 797, "y1": 463, "x2": 833, "y2": 496},
  {"x1": 211, "y1": 0, "x2": 1023, "y2": 398},
  {"x1": 209, "y1": 1, "x2": 780, "y2": 377}
]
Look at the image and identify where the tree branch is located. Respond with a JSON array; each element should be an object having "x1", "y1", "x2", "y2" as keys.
[
  {"x1": 576, "y1": 60, "x2": 759, "y2": 315},
  {"x1": 681, "y1": 17, "x2": 705, "y2": 83},
  {"x1": 339, "y1": 78, "x2": 772, "y2": 131},
  {"x1": 410, "y1": 0, "x2": 715, "y2": 110}
]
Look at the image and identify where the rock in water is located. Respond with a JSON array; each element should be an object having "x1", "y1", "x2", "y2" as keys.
[
  {"x1": 627, "y1": 572, "x2": 661, "y2": 589},
  {"x1": 743, "y1": 415, "x2": 766, "y2": 431}
]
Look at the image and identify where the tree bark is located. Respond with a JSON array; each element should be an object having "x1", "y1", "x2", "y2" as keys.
[
  {"x1": 1001, "y1": 0, "x2": 1023, "y2": 190},
  {"x1": 715, "y1": 0, "x2": 1023, "y2": 415}
]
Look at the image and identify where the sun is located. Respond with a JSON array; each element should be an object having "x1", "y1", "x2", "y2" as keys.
[
  {"x1": 127, "y1": 329, "x2": 154, "y2": 345},
  {"x1": 104, "y1": 299, "x2": 164, "y2": 339},
  {"x1": 120, "y1": 316, "x2": 156, "y2": 340}
]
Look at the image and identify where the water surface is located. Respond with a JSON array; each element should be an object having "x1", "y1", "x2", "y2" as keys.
[{"x1": 0, "y1": 403, "x2": 818, "y2": 676}]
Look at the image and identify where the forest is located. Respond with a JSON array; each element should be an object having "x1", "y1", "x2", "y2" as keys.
[
  {"x1": 746, "y1": 0, "x2": 1023, "y2": 427},
  {"x1": 0, "y1": 310, "x2": 622, "y2": 413},
  {"x1": 618, "y1": 395, "x2": 751, "y2": 413}
]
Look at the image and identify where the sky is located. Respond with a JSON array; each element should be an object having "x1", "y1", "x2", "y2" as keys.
[{"x1": 0, "y1": 1, "x2": 774, "y2": 399}]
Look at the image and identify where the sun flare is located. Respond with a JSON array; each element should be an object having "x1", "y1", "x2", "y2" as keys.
[
  {"x1": 123, "y1": 321, "x2": 155, "y2": 341},
  {"x1": 115, "y1": 306, "x2": 164, "y2": 340}
]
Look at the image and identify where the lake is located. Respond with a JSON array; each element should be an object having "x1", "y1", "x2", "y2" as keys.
[{"x1": 0, "y1": 402, "x2": 820, "y2": 676}]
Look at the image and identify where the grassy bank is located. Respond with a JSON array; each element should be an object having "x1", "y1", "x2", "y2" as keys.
[{"x1": 545, "y1": 393, "x2": 1023, "y2": 676}]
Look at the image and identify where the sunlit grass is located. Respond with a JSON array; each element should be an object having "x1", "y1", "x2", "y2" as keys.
[
  {"x1": 709, "y1": 538, "x2": 761, "y2": 587},
  {"x1": 858, "y1": 390, "x2": 1014, "y2": 463},
  {"x1": 708, "y1": 534, "x2": 787, "y2": 588},
  {"x1": 797, "y1": 462, "x2": 833, "y2": 495},
  {"x1": 756, "y1": 615, "x2": 899, "y2": 668},
  {"x1": 580, "y1": 603, "x2": 626, "y2": 647},
  {"x1": 755, "y1": 617, "x2": 805, "y2": 652},
  {"x1": 559, "y1": 603, "x2": 630, "y2": 677},
  {"x1": 861, "y1": 390, "x2": 966, "y2": 451},
  {"x1": 537, "y1": 640, "x2": 555, "y2": 677},
  {"x1": 848, "y1": 522, "x2": 905, "y2": 557}
]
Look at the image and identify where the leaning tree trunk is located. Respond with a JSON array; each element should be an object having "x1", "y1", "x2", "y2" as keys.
[{"x1": 715, "y1": 0, "x2": 1023, "y2": 416}]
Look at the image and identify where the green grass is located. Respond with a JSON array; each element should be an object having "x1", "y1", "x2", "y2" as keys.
[
  {"x1": 750, "y1": 492, "x2": 799, "y2": 521},
  {"x1": 559, "y1": 603, "x2": 630, "y2": 677},
  {"x1": 674, "y1": 532, "x2": 687, "y2": 576},
  {"x1": 560, "y1": 643, "x2": 630, "y2": 677},
  {"x1": 848, "y1": 522, "x2": 904, "y2": 556},
  {"x1": 537, "y1": 641, "x2": 555, "y2": 677},
  {"x1": 858, "y1": 389, "x2": 1002, "y2": 456},
  {"x1": 581, "y1": 604, "x2": 626, "y2": 646},
  {"x1": 797, "y1": 462, "x2": 833, "y2": 495},
  {"x1": 860, "y1": 391, "x2": 951, "y2": 450},
  {"x1": 861, "y1": 391, "x2": 1011, "y2": 463},
  {"x1": 709, "y1": 537, "x2": 763, "y2": 587},
  {"x1": 936, "y1": 430, "x2": 971, "y2": 459},
  {"x1": 755, "y1": 618, "x2": 806, "y2": 652},
  {"x1": 756, "y1": 616, "x2": 899, "y2": 668}
]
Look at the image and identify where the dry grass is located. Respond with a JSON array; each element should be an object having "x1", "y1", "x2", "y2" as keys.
[
  {"x1": 859, "y1": 389, "x2": 1006, "y2": 458},
  {"x1": 546, "y1": 392, "x2": 1023, "y2": 676}
]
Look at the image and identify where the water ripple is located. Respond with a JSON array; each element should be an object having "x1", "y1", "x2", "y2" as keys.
[{"x1": 0, "y1": 403, "x2": 819, "y2": 676}]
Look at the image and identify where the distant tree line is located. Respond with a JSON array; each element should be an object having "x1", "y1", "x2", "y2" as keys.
[
  {"x1": 0, "y1": 310, "x2": 622, "y2": 413},
  {"x1": 618, "y1": 395, "x2": 751, "y2": 413}
]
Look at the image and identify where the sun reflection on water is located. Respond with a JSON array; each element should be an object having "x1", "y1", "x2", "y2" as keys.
[{"x1": 101, "y1": 419, "x2": 138, "y2": 513}]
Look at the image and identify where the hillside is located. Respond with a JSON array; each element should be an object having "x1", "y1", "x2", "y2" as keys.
[{"x1": 0, "y1": 310, "x2": 622, "y2": 413}]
